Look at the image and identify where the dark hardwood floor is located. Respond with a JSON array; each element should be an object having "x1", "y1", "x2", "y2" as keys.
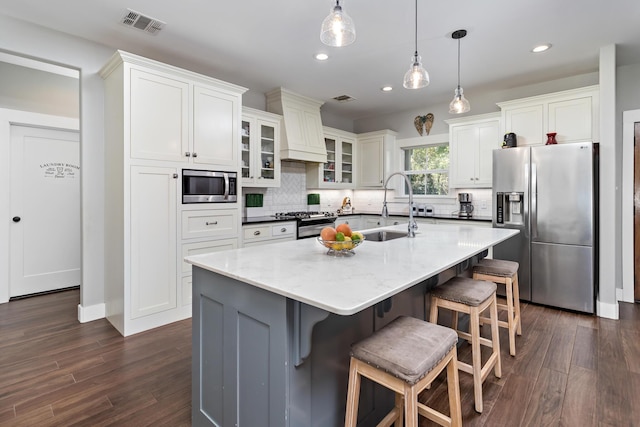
[
  {"x1": 0, "y1": 290, "x2": 191, "y2": 426},
  {"x1": 0, "y1": 289, "x2": 638, "y2": 426}
]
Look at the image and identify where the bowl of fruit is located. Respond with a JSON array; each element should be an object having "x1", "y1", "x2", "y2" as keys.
[{"x1": 317, "y1": 224, "x2": 365, "y2": 256}]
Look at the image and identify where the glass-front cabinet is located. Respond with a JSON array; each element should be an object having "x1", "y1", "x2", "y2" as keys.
[
  {"x1": 306, "y1": 127, "x2": 356, "y2": 189},
  {"x1": 241, "y1": 107, "x2": 282, "y2": 187}
]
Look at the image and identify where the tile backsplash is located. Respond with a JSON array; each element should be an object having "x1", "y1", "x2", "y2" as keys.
[{"x1": 242, "y1": 161, "x2": 493, "y2": 218}]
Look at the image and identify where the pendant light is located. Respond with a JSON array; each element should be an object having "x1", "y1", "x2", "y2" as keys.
[
  {"x1": 320, "y1": 0, "x2": 356, "y2": 47},
  {"x1": 449, "y1": 29, "x2": 471, "y2": 114},
  {"x1": 402, "y1": 0, "x2": 429, "y2": 89}
]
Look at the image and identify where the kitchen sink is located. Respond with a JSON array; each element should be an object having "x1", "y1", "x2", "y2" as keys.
[{"x1": 363, "y1": 230, "x2": 407, "y2": 242}]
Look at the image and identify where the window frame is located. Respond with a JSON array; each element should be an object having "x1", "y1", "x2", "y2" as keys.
[{"x1": 395, "y1": 133, "x2": 452, "y2": 199}]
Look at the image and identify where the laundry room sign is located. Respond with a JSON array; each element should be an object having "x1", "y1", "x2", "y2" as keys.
[{"x1": 40, "y1": 162, "x2": 80, "y2": 179}]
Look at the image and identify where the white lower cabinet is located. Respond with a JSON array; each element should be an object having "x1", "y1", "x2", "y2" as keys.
[
  {"x1": 129, "y1": 166, "x2": 178, "y2": 320},
  {"x1": 105, "y1": 165, "x2": 184, "y2": 336},
  {"x1": 242, "y1": 221, "x2": 296, "y2": 247},
  {"x1": 181, "y1": 206, "x2": 239, "y2": 306}
]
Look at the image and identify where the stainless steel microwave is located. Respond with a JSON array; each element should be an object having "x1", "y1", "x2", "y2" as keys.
[{"x1": 182, "y1": 169, "x2": 237, "y2": 203}]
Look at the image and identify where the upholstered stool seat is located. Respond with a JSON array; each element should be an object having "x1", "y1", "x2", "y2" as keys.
[
  {"x1": 344, "y1": 316, "x2": 462, "y2": 427},
  {"x1": 473, "y1": 258, "x2": 522, "y2": 356},
  {"x1": 429, "y1": 277, "x2": 501, "y2": 413}
]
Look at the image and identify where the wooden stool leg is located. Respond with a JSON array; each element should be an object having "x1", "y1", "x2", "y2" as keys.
[
  {"x1": 394, "y1": 393, "x2": 404, "y2": 427},
  {"x1": 404, "y1": 383, "x2": 419, "y2": 427},
  {"x1": 490, "y1": 296, "x2": 502, "y2": 379},
  {"x1": 505, "y1": 276, "x2": 516, "y2": 356},
  {"x1": 344, "y1": 358, "x2": 361, "y2": 427},
  {"x1": 447, "y1": 348, "x2": 463, "y2": 427},
  {"x1": 469, "y1": 305, "x2": 483, "y2": 413},
  {"x1": 513, "y1": 273, "x2": 522, "y2": 336},
  {"x1": 429, "y1": 296, "x2": 439, "y2": 324}
]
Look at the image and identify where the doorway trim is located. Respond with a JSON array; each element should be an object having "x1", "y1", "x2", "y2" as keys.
[
  {"x1": 622, "y1": 109, "x2": 640, "y2": 303},
  {"x1": 0, "y1": 108, "x2": 79, "y2": 304}
]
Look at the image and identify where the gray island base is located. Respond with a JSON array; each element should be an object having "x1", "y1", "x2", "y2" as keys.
[{"x1": 188, "y1": 224, "x2": 518, "y2": 426}]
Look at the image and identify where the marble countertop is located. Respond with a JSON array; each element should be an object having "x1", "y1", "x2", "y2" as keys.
[{"x1": 186, "y1": 223, "x2": 518, "y2": 316}]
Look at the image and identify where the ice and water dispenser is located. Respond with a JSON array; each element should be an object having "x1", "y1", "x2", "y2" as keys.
[{"x1": 496, "y1": 192, "x2": 524, "y2": 225}]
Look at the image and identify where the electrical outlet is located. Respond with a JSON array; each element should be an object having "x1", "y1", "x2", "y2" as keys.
[{"x1": 480, "y1": 200, "x2": 488, "y2": 210}]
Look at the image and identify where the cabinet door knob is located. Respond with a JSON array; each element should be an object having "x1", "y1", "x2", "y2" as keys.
[
  {"x1": 12, "y1": 216, "x2": 21, "y2": 223},
  {"x1": 185, "y1": 152, "x2": 191, "y2": 157},
  {"x1": 173, "y1": 173, "x2": 178, "y2": 179},
  {"x1": 192, "y1": 152, "x2": 198, "y2": 158},
  {"x1": 205, "y1": 221, "x2": 218, "y2": 226},
  {"x1": 254, "y1": 230, "x2": 261, "y2": 236}
]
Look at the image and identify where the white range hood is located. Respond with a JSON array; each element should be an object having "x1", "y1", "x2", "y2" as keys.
[{"x1": 266, "y1": 87, "x2": 327, "y2": 163}]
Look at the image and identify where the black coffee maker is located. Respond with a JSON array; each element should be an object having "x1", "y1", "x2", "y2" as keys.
[
  {"x1": 458, "y1": 193, "x2": 474, "y2": 218},
  {"x1": 503, "y1": 132, "x2": 517, "y2": 148}
]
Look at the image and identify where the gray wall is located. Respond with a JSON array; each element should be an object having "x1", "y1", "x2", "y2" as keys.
[
  {"x1": 0, "y1": 62, "x2": 79, "y2": 118},
  {"x1": 0, "y1": 14, "x2": 114, "y2": 315}
]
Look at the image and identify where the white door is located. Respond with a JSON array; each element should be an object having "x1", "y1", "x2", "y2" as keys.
[{"x1": 10, "y1": 125, "x2": 80, "y2": 297}]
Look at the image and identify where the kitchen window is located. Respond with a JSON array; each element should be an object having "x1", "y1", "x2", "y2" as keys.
[{"x1": 402, "y1": 143, "x2": 449, "y2": 196}]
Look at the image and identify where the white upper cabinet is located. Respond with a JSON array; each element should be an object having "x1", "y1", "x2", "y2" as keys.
[
  {"x1": 357, "y1": 130, "x2": 397, "y2": 188},
  {"x1": 103, "y1": 50, "x2": 246, "y2": 169},
  {"x1": 241, "y1": 107, "x2": 282, "y2": 187},
  {"x1": 192, "y1": 85, "x2": 240, "y2": 168},
  {"x1": 306, "y1": 127, "x2": 356, "y2": 188},
  {"x1": 447, "y1": 113, "x2": 501, "y2": 188},
  {"x1": 130, "y1": 69, "x2": 189, "y2": 162},
  {"x1": 498, "y1": 85, "x2": 599, "y2": 146}
]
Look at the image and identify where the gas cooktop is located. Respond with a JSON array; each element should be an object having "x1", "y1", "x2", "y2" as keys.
[{"x1": 274, "y1": 211, "x2": 336, "y2": 221}]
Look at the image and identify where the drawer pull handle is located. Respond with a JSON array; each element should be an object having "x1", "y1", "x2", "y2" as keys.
[
  {"x1": 280, "y1": 228, "x2": 286, "y2": 232},
  {"x1": 254, "y1": 230, "x2": 261, "y2": 236},
  {"x1": 205, "y1": 221, "x2": 218, "y2": 226}
]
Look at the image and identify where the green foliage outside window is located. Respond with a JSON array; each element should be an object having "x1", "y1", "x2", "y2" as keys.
[{"x1": 403, "y1": 144, "x2": 449, "y2": 195}]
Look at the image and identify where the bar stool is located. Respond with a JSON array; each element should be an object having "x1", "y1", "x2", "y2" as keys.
[
  {"x1": 473, "y1": 259, "x2": 522, "y2": 356},
  {"x1": 344, "y1": 316, "x2": 462, "y2": 427},
  {"x1": 429, "y1": 277, "x2": 501, "y2": 413}
]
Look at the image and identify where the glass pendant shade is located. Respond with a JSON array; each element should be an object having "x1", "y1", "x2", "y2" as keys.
[
  {"x1": 403, "y1": 54, "x2": 430, "y2": 89},
  {"x1": 449, "y1": 29, "x2": 470, "y2": 114},
  {"x1": 320, "y1": 1, "x2": 356, "y2": 47},
  {"x1": 449, "y1": 86, "x2": 471, "y2": 114}
]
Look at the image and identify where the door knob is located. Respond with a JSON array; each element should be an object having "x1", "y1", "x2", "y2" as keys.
[{"x1": 12, "y1": 216, "x2": 21, "y2": 222}]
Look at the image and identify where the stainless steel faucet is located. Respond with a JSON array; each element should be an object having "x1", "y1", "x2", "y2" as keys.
[{"x1": 381, "y1": 172, "x2": 418, "y2": 237}]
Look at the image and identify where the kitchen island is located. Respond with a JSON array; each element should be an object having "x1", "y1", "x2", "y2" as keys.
[{"x1": 186, "y1": 223, "x2": 518, "y2": 427}]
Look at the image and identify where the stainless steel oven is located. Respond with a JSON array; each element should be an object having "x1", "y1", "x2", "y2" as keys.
[
  {"x1": 274, "y1": 211, "x2": 337, "y2": 239},
  {"x1": 182, "y1": 169, "x2": 237, "y2": 203}
]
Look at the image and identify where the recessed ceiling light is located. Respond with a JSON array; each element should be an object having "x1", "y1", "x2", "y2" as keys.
[
  {"x1": 315, "y1": 53, "x2": 329, "y2": 61},
  {"x1": 532, "y1": 43, "x2": 552, "y2": 53},
  {"x1": 381, "y1": 86, "x2": 393, "y2": 92}
]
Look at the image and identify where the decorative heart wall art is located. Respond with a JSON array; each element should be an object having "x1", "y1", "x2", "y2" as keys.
[{"x1": 413, "y1": 113, "x2": 434, "y2": 136}]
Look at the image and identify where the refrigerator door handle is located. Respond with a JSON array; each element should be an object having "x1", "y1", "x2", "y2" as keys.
[{"x1": 531, "y1": 163, "x2": 537, "y2": 239}]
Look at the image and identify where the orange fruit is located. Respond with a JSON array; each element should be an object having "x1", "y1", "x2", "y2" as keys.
[
  {"x1": 320, "y1": 226, "x2": 337, "y2": 242},
  {"x1": 336, "y1": 223, "x2": 352, "y2": 237}
]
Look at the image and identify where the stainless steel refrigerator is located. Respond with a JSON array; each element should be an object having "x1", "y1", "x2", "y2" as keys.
[{"x1": 492, "y1": 142, "x2": 598, "y2": 313}]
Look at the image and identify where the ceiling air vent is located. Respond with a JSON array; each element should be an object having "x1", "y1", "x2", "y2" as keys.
[
  {"x1": 332, "y1": 94, "x2": 356, "y2": 102},
  {"x1": 121, "y1": 9, "x2": 165, "y2": 35}
]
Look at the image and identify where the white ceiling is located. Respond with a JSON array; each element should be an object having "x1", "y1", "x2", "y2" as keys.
[{"x1": 1, "y1": 0, "x2": 639, "y2": 121}]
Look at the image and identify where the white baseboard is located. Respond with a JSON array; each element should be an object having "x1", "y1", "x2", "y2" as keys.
[
  {"x1": 596, "y1": 299, "x2": 619, "y2": 320},
  {"x1": 77, "y1": 302, "x2": 106, "y2": 323}
]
